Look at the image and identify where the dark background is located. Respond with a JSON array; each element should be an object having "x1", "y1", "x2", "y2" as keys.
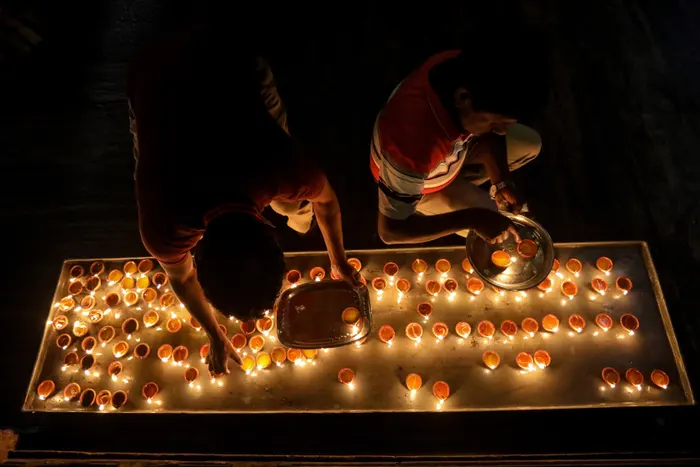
[{"x1": 1, "y1": 0, "x2": 699, "y2": 462}]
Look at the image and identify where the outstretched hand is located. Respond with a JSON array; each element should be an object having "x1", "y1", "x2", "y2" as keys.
[
  {"x1": 332, "y1": 261, "x2": 363, "y2": 287},
  {"x1": 206, "y1": 331, "x2": 242, "y2": 377}
]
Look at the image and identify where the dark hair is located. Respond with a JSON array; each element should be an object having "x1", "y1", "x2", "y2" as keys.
[
  {"x1": 195, "y1": 213, "x2": 285, "y2": 321},
  {"x1": 431, "y1": 47, "x2": 548, "y2": 121}
]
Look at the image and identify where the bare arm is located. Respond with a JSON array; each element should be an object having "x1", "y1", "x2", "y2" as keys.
[
  {"x1": 309, "y1": 177, "x2": 347, "y2": 267},
  {"x1": 471, "y1": 133, "x2": 509, "y2": 184}
]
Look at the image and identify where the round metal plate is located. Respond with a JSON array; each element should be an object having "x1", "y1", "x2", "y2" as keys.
[{"x1": 465, "y1": 213, "x2": 554, "y2": 291}]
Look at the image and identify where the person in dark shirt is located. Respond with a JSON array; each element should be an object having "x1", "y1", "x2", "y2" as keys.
[{"x1": 128, "y1": 27, "x2": 359, "y2": 376}]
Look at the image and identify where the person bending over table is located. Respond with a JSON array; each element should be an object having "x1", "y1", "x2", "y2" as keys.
[
  {"x1": 371, "y1": 49, "x2": 545, "y2": 244},
  {"x1": 128, "y1": 26, "x2": 360, "y2": 376}
]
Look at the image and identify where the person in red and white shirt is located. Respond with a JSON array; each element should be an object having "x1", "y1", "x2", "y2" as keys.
[{"x1": 372, "y1": 50, "x2": 543, "y2": 244}]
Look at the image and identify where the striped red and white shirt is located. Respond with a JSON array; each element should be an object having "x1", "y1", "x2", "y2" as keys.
[{"x1": 370, "y1": 50, "x2": 472, "y2": 219}]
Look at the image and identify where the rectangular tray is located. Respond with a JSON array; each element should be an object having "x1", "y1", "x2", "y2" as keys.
[{"x1": 23, "y1": 241, "x2": 694, "y2": 413}]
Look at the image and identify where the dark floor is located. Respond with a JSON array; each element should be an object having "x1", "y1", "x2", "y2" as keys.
[{"x1": 1, "y1": 0, "x2": 700, "y2": 461}]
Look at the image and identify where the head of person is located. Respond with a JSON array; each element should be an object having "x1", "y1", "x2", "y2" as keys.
[
  {"x1": 438, "y1": 45, "x2": 547, "y2": 136},
  {"x1": 195, "y1": 213, "x2": 285, "y2": 321}
]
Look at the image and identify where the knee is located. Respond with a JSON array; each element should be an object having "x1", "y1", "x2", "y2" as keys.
[{"x1": 506, "y1": 124, "x2": 541, "y2": 168}]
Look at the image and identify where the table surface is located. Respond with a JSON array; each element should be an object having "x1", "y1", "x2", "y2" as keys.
[{"x1": 24, "y1": 242, "x2": 694, "y2": 413}]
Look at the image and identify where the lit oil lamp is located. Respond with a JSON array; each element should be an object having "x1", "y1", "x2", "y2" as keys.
[
  {"x1": 341, "y1": 307, "x2": 361, "y2": 331},
  {"x1": 461, "y1": 258, "x2": 474, "y2": 274},
  {"x1": 72, "y1": 321, "x2": 88, "y2": 337},
  {"x1": 348, "y1": 258, "x2": 362, "y2": 271},
  {"x1": 482, "y1": 350, "x2": 500, "y2": 370},
  {"x1": 338, "y1": 368, "x2": 355, "y2": 389},
  {"x1": 56, "y1": 333, "x2": 72, "y2": 350},
  {"x1": 542, "y1": 314, "x2": 560, "y2": 333},
  {"x1": 136, "y1": 276, "x2": 150, "y2": 289},
  {"x1": 86, "y1": 276, "x2": 101, "y2": 292},
  {"x1": 591, "y1": 278, "x2": 608, "y2": 295},
  {"x1": 521, "y1": 317, "x2": 539, "y2": 336},
  {"x1": 138, "y1": 259, "x2": 154, "y2": 274},
  {"x1": 80, "y1": 295, "x2": 96, "y2": 310},
  {"x1": 153, "y1": 272, "x2": 168, "y2": 288},
  {"x1": 141, "y1": 310, "x2": 158, "y2": 328},
  {"x1": 96, "y1": 390, "x2": 111, "y2": 410},
  {"x1": 467, "y1": 277, "x2": 484, "y2": 295},
  {"x1": 159, "y1": 292, "x2": 175, "y2": 308},
  {"x1": 241, "y1": 355, "x2": 256, "y2": 373},
  {"x1": 53, "y1": 315, "x2": 69, "y2": 331},
  {"x1": 124, "y1": 291, "x2": 139, "y2": 307},
  {"x1": 104, "y1": 292, "x2": 121, "y2": 308},
  {"x1": 534, "y1": 350, "x2": 551, "y2": 369},
  {"x1": 432, "y1": 322, "x2": 449, "y2": 341},
  {"x1": 412, "y1": 259, "x2": 428, "y2": 282},
  {"x1": 111, "y1": 390, "x2": 128, "y2": 409},
  {"x1": 416, "y1": 302, "x2": 433, "y2": 321},
  {"x1": 565, "y1": 258, "x2": 582, "y2": 277},
  {"x1": 80, "y1": 354, "x2": 95, "y2": 372},
  {"x1": 107, "y1": 361, "x2": 123, "y2": 379},
  {"x1": 122, "y1": 318, "x2": 139, "y2": 337},
  {"x1": 256, "y1": 317, "x2": 274, "y2": 335},
  {"x1": 90, "y1": 261, "x2": 105, "y2": 276},
  {"x1": 432, "y1": 381, "x2": 450, "y2": 410},
  {"x1": 134, "y1": 342, "x2": 150, "y2": 359},
  {"x1": 517, "y1": 239, "x2": 538, "y2": 259},
  {"x1": 81, "y1": 336, "x2": 97, "y2": 354},
  {"x1": 561, "y1": 281, "x2": 578, "y2": 299},
  {"x1": 230, "y1": 334, "x2": 247, "y2": 352},
  {"x1": 123, "y1": 261, "x2": 138, "y2": 275},
  {"x1": 406, "y1": 373, "x2": 422, "y2": 398},
  {"x1": 158, "y1": 344, "x2": 173, "y2": 362},
  {"x1": 378, "y1": 324, "x2": 395, "y2": 346},
  {"x1": 372, "y1": 277, "x2": 387, "y2": 293},
  {"x1": 249, "y1": 335, "x2": 265, "y2": 353},
  {"x1": 651, "y1": 369, "x2": 669, "y2": 389},
  {"x1": 443, "y1": 278, "x2": 458, "y2": 299},
  {"x1": 286, "y1": 348, "x2": 303, "y2": 365},
  {"x1": 435, "y1": 259, "x2": 451, "y2": 276},
  {"x1": 620, "y1": 314, "x2": 639, "y2": 335},
  {"x1": 625, "y1": 368, "x2": 644, "y2": 391},
  {"x1": 516, "y1": 352, "x2": 535, "y2": 372},
  {"x1": 537, "y1": 277, "x2": 553, "y2": 293},
  {"x1": 107, "y1": 269, "x2": 123, "y2": 284},
  {"x1": 602, "y1": 367, "x2": 620, "y2": 388},
  {"x1": 172, "y1": 345, "x2": 189, "y2": 364},
  {"x1": 112, "y1": 341, "x2": 129, "y2": 358},
  {"x1": 490, "y1": 250, "x2": 512, "y2": 268},
  {"x1": 70, "y1": 265, "x2": 85, "y2": 279},
  {"x1": 285, "y1": 269, "x2": 301, "y2": 287},
  {"x1": 568, "y1": 314, "x2": 586, "y2": 333},
  {"x1": 63, "y1": 383, "x2": 81, "y2": 401},
  {"x1": 98, "y1": 325, "x2": 115, "y2": 345},
  {"x1": 181, "y1": 368, "x2": 199, "y2": 388},
  {"x1": 405, "y1": 322, "x2": 423, "y2": 343},
  {"x1": 63, "y1": 351, "x2": 80, "y2": 367},
  {"x1": 500, "y1": 320, "x2": 518, "y2": 340},
  {"x1": 271, "y1": 347, "x2": 287, "y2": 366},
  {"x1": 616, "y1": 276, "x2": 633, "y2": 295},
  {"x1": 86, "y1": 310, "x2": 103, "y2": 325},
  {"x1": 57, "y1": 296, "x2": 76, "y2": 313},
  {"x1": 310, "y1": 267, "x2": 326, "y2": 282},
  {"x1": 383, "y1": 262, "x2": 399, "y2": 285},
  {"x1": 596, "y1": 256, "x2": 613, "y2": 275},
  {"x1": 396, "y1": 278, "x2": 411, "y2": 294},
  {"x1": 477, "y1": 320, "x2": 495, "y2": 339},
  {"x1": 240, "y1": 320, "x2": 256, "y2": 335},
  {"x1": 142, "y1": 382, "x2": 159, "y2": 403},
  {"x1": 141, "y1": 287, "x2": 157, "y2": 304},
  {"x1": 256, "y1": 352, "x2": 272, "y2": 370},
  {"x1": 188, "y1": 316, "x2": 202, "y2": 331},
  {"x1": 68, "y1": 281, "x2": 83, "y2": 296},
  {"x1": 425, "y1": 280, "x2": 441, "y2": 296},
  {"x1": 37, "y1": 380, "x2": 55, "y2": 400},
  {"x1": 455, "y1": 321, "x2": 471, "y2": 338},
  {"x1": 199, "y1": 344, "x2": 210, "y2": 362},
  {"x1": 594, "y1": 313, "x2": 613, "y2": 332},
  {"x1": 166, "y1": 318, "x2": 182, "y2": 333},
  {"x1": 302, "y1": 349, "x2": 317, "y2": 361},
  {"x1": 79, "y1": 388, "x2": 96, "y2": 408},
  {"x1": 121, "y1": 276, "x2": 135, "y2": 290}
]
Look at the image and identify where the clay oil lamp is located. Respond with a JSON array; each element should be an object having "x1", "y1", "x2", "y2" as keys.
[
  {"x1": 199, "y1": 344, "x2": 210, "y2": 362},
  {"x1": 58, "y1": 296, "x2": 75, "y2": 312},
  {"x1": 435, "y1": 259, "x2": 451, "y2": 277},
  {"x1": 166, "y1": 318, "x2": 182, "y2": 333},
  {"x1": 396, "y1": 278, "x2": 411, "y2": 294},
  {"x1": 143, "y1": 310, "x2": 159, "y2": 328},
  {"x1": 230, "y1": 334, "x2": 247, "y2": 352},
  {"x1": 602, "y1": 367, "x2": 620, "y2": 388},
  {"x1": 286, "y1": 348, "x2": 303, "y2": 365},
  {"x1": 79, "y1": 388, "x2": 96, "y2": 408},
  {"x1": 561, "y1": 281, "x2": 578, "y2": 300},
  {"x1": 159, "y1": 293, "x2": 175, "y2": 308},
  {"x1": 309, "y1": 267, "x2": 326, "y2": 282},
  {"x1": 80, "y1": 295, "x2": 96, "y2": 311},
  {"x1": 136, "y1": 276, "x2": 150, "y2": 290},
  {"x1": 122, "y1": 318, "x2": 139, "y2": 338},
  {"x1": 172, "y1": 345, "x2": 189, "y2": 365},
  {"x1": 152, "y1": 272, "x2": 168, "y2": 289},
  {"x1": 98, "y1": 325, "x2": 115, "y2": 345},
  {"x1": 111, "y1": 390, "x2": 127, "y2": 409},
  {"x1": 142, "y1": 382, "x2": 159, "y2": 404},
  {"x1": 338, "y1": 368, "x2": 355, "y2": 389},
  {"x1": 565, "y1": 258, "x2": 582, "y2": 277},
  {"x1": 651, "y1": 369, "x2": 670, "y2": 389},
  {"x1": 595, "y1": 313, "x2": 613, "y2": 332},
  {"x1": 626, "y1": 368, "x2": 644, "y2": 391},
  {"x1": 568, "y1": 314, "x2": 586, "y2": 334},
  {"x1": 372, "y1": 277, "x2": 387, "y2": 296},
  {"x1": 406, "y1": 373, "x2": 422, "y2": 397},
  {"x1": 256, "y1": 352, "x2": 272, "y2": 370},
  {"x1": 112, "y1": 341, "x2": 129, "y2": 358},
  {"x1": 383, "y1": 261, "x2": 399, "y2": 286},
  {"x1": 69, "y1": 265, "x2": 85, "y2": 280},
  {"x1": 491, "y1": 250, "x2": 512, "y2": 268},
  {"x1": 137, "y1": 259, "x2": 154, "y2": 275},
  {"x1": 241, "y1": 355, "x2": 256, "y2": 373},
  {"x1": 285, "y1": 269, "x2": 301, "y2": 288},
  {"x1": 53, "y1": 315, "x2": 69, "y2": 331},
  {"x1": 432, "y1": 322, "x2": 449, "y2": 341},
  {"x1": 81, "y1": 336, "x2": 97, "y2": 354},
  {"x1": 68, "y1": 280, "x2": 83, "y2": 296},
  {"x1": 189, "y1": 316, "x2": 201, "y2": 331},
  {"x1": 542, "y1": 314, "x2": 560, "y2": 333},
  {"x1": 443, "y1": 278, "x2": 458, "y2": 300},
  {"x1": 477, "y1": 320, "x2": 495, "y2": 339},
  {"x1": 378, "y1": 324, "x2": 395, "y2": 346},
  {"x1": 620, "y1": 314, "x2": 639, "y2": 335},
  {"x1": 141, "y1": 287, "x2": 157, "y2": 304},
  {"x1": 121, "y1": 276, "x2": 135, "y2": 290},
  {"x1": 412, "y1": 259, "x2": 428, "y2": 281},
  {"x1": 256, "y1": 317, "x2": 274, "y2": 335},
  {"x1": 591, "y1": 278, "x2": 608, "y2": 296},
  {"x1": 452, "y1": 322, "x2": 470, "y2": 340},
  {"x1": 467, "y1": 277, "x2": 484, "y2": 296},
  {"x1": 534, "y1": 350, "x2": 551, "y2": 369},
  {"x1": 158, "y1": 344, "x2": 173, "y2": 362},
  {"x1": 500, "y1": 320, "x2": 518, "y2": 340},
  {"x1": 302, "y1": 349, "x2": 317, "y2": 361},
  {"x1": 348, "y1": 258, "x2": 362, "y2": 271},
  {"x1": 185, "y1": 367, "x2": 199, "y2": 386},
  {"x1": 405, "y1": 322, "x2": 423, "y2": 343},
  {"x1": 56, "y1": 333, "x2": 72, "y2": 350},
  {"x1": 461, "y1": 258, "x2": 474, "y2": 274},
  {"x1": 63, "y1": 383, "x2": 81, "y2": 401},
  {"x1": 80, "y1": 354, "x2": 96, "y2": 373},
  {"x1": 63, "y1": 351, "x2": 80, "y2": 368},
  {"x1": 96, "y1": 390, "x2": 112, "y2": 410},
  {"x1": 37, "y1": 380, "x2": 55, "y2": 400},
  {"x1": 249, "y1": 335, "x2": 265, "y2": 353},
  {"x1": 416, "y1": 302, "x2": 433, "y2": 321},
  {"x1": 107, "y1": 361, "x2": 123, "y2": 380},
  {"x1": 90, "y1": 261, "x2": 105, "y2": 276},
  {"x1": 596, "y1": 256, "x2": 613, "y2": 276},
  {"x1": 271, "y1": 347, "x2": 287, "y2": 366},
  {"x1": 521, "y1": 318, "x2": 539, "y2": 337},
  {"x1": 240, "y1": 320, "x2": 256, "y2": 335},
  {"x1": 425, "y1": 280, "x2": 441, "y2": 297},
  {"x1": 134, "y1": 343, "x2": 150, "y2": 359},
  {"x1": 86, "y1": 276, "x2": 101, "y2": 293},
  {"x1": 104, "y1": 292, "x2": 120, "y2": 308},
  {"x1": 88, "y1": 309, "x2": 103, "y2": 324},
  {"x1": 616, "y1": 277, "x2": 633, "y2": 295},
  {"x1": 107, "y1": 269, "x2": 123, "y2": 285},
  {"x1": 432, "y1": 381, "x2": 450, "y2": 410},
  {"x1": 537, "y1": 277, "x2": 553, "y2": 293},
  {"x1": 517, "y1": 239, "x2": 538, "y2": 259},
  {"x1": 516, "y1": 352, "x2": 535, "y2": 372},
  {"x1": 123, "y1": 261, "x2": 138, "y2": 275},
  {"x1": 124, "y1": 291, "x2": 139, "y2": 307},
  {"x1": 72, "y1": 321, "x2": 88, "y2": 337},
  {"x1": 482, "y1": 350, "x2": 501, "y2": 370}
]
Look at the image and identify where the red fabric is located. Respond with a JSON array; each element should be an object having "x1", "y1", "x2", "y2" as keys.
[{"x1": 371, "y1": 50, "x2": 469, "y2": 194}]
